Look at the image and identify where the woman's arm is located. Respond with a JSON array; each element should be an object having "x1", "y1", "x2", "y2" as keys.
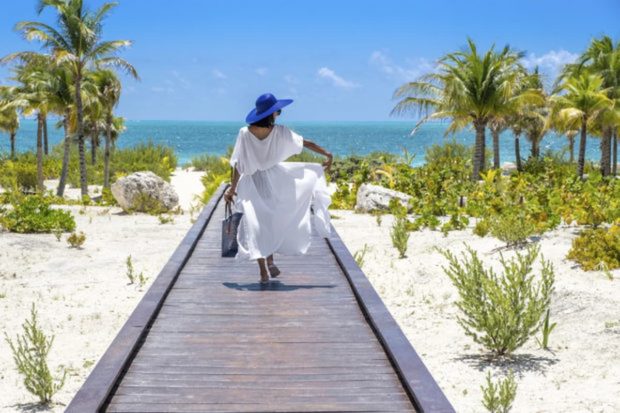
[
  {"x1": 303, "y1": 139, "x2": 333, "y2": 171},
  {"x1": 224, "y1": 165, "x2": 240, "y2": 203}
]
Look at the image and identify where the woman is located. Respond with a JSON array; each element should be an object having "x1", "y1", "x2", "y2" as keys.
[{"x1": 224, "y1": 93, "x2": 333, "y2": 284}]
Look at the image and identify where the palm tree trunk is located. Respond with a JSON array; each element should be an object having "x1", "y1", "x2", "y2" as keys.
[
  {"x1": 57, "y1": 113, "x2": 71, "y2": 197},
  {"x1": 43, "y1": 114, "x2": 49, "y2": 156},
  {"x1": 36, "y1": 113, "x2": 44, "y2": 193},
  {"x1": 104, "y1": 114, "x2": 112, "y2": 189},
  {"x1": 76, "y1": 68, "x2": 88, "y2": 197},
  {"x1": 568, "y1": 135, "x2": 575, "y2": 163},
  {"x1": 472, "y1": 120, "x2": 486, "y2": 181},
  {"x1": 10, "y1": 132, "x2": 16, "y2": 160},
  {"x1": 531, "y1": 138, "x2": 540, "y2": 158},
  {"x1": 577, "y1": 115, "x2": 587, "y2": 179},
  {"x1": 492, "y1": 128, "x2": 500, "y2": 169},
  {"x1": 600, "y1": 127, "x2": 611, "y2": 176},
  {"x1": 91, "y1": 127, "x2": 98, "y2": 165},
  {"x1": 613, "y1": 130, "x2": 618, "y2": 176},
  {"x1": 515, "y1": 134, "x2": 522, "y2": 172}
]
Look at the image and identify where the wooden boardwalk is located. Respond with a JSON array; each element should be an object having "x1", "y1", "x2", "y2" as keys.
[{"x1": 68, "y1": 184, "x2": 454, "y2": 413}]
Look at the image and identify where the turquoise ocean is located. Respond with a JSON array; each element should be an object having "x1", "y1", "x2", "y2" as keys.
[{"x1": 0, "y1": 120, "x2": 601, "y2": 166}]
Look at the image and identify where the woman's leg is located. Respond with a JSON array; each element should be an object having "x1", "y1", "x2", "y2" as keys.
[
  {"x1": 266, "y1": 254, "x2": 280, "y2": 277},
  {"x1": 257, "y1": 258, "x2": 269, "y2": 283}
]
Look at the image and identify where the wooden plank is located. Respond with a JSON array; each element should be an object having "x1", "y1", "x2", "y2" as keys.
[
  {"x1": 326, "y1": 224, "x2": 455, "y2": 413},
  {"x1": 65, "y1": 183, "x2": 228, "y2": 413}
]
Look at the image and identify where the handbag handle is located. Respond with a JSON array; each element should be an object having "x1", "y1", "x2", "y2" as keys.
[{"x1": 224, "y1": 199, "x2": 232, "y2": 219}]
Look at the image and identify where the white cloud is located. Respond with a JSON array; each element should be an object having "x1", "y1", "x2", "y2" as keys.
[
  {"x1": 317, "y1": 67, "x2": 359, "y2": 89},
  {"x1": 370, "y1": 51, "x2": 433, "y2": 81},
  {"x1": 255, "y1": 67, "x2": 268, "y2": 76},
  {"x1": 212, "y1": 69, "x2": 227, "y2": 79},
  {"x1": 523, "y1": 50, "x2": 578, "y2": 82}
]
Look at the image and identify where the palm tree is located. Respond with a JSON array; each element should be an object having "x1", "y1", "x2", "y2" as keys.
[
  {"x1": 575, "y1": 36, "x2": 620, "y2": 176},
  {"x1": 551, "y1": 74, "x2": 613, "y2": 179},
  {"x1": 8, "y1": 56, "x2": 55, "y2": 193},
  {"x1": 551, "y1": 111, "x2": 580, "y2": 162},
  {"x1": 5, "y1": 0, "x2": 138, "y2": 197},
  {"x1": 0, "y1": 88, "x2": 20, "y2": 160},
  {"x1": 92, "y1": 70, "x2": 121, "y2": 188},
  {"x1": 392, "y1": 39, "x2": 532, "y2": 180},
  {"x1": 46, "y1": 64, "x2": 76, "y2": 197}
]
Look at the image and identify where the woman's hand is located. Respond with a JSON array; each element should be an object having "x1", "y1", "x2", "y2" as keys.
[
  {"x1": 322, "y1": 153, "x2": 333, "y2": 173},
  {"x1": 224, "y1": 186, "x2": 237, "y2": 203}
]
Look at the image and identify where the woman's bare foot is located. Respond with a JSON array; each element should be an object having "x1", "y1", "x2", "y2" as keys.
[
  {"x1": 258, "y1": 258, "x2": 270, "y2": 284},
  {"x1": 267, "y1": 255, "x2": 280, "y2": 277}
]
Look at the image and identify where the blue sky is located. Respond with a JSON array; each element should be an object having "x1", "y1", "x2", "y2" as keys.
[{"x1": 1, "y1": 0, "x2": 619, "y2": 121}]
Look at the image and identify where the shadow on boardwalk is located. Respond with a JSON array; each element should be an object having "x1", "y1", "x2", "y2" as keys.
[{"x1": 223, "y1": 280, "x2": 337, "y2": 292}]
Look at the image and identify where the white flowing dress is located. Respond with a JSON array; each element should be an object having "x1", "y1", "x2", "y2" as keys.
[{"x1": 229, "y1": 125, "x2": 332, "y2": 261}]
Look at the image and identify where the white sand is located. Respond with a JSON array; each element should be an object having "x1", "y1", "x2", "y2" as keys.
[
  {"x1": 0, "y1": 168, "x2": 203, "y2": 412},
  {"x1": 2, "y1": 166, "x2": 618, "y2": 412},
  {"x1": 331, "y1": 211, "x2": 620, "y2": 413}
]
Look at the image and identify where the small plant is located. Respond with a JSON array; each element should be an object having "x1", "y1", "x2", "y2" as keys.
[
  {"x1": 567, "y1": 225, "x2": 620, "y2": 271},
  {"x1": 441, "y1": 244, "x2": 554, "y2": 356},
  {"x1": 481, "y1": 370, "x2": 517, "y2": 413},
  {"x1": 489, "y1": 212, "x2": 537, "y2": 248},
  {"x1": 126, "y1": 255, "x2": 147, "y2": 286},
  {"x1": 441, "y1": 212, "x2": 470, "y2": 235},
  {"x1": 138, "y1": 271, "x2": 148, "y2": 288},
  {"x1": 353, "y1": 244, "x2": 370, "y2": 267},
  {"x1": 126, "y1": 255, "x2": 136, "y2": 284},
  {"x1": 371, "y1": 210, "x2": 383, "y2": 226},
  {"x1": 390, "y1": 217, "x2": 410, "y2": 258},
  {"x1": 52, "y1": 227, "x2": 63, "y2": 242},
  {"x1": 67, "y1": 231, "x2": 86, "y2": 249},
  {"x1": 128, "y1": 192, "x2": 168, "y2": 215},
  {"x1": 158, "y1": 214, "x2": 174, "y2": 224},
  {"x1": 474, "y1": 218, "x2": 491, "y2": 237},
  {"x1": 4, "y1": 303, "x2": 67, "y2": 404},
  {"x1": 536, "y1": 309, "x2": 557, "y2": 350}
]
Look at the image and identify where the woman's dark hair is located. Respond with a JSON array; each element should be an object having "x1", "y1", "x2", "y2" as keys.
[{"x1": 250, "y1": 113, "x2": 275, "y2": 128}]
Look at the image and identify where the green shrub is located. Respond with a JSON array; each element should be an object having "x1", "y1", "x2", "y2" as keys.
[
  {"x1": 4, "y1": 303, "x2": 67, "y2": 404},
  {"x1": 489, "y1": 212, "x2": 537, "y2": 247},
  {"x1": 0, "y1": 196, "x2": 76, "y2": 233},
  {"x1": 441, "y1": 212, "x2": 470, "y2": 235},
  {"x1": 189, "y1": 147, "x2": 232, "y2": 174},
  {"x1": 390, "y1": 217, "x2": 410, "y2": 258},
  {"x1": 201, "y1": 171, "x2": 229, "y2": 204},
  {"x1": 474, "y1": 218, "x2": 491, "y2": 237},
  {"x1": 566, "y1": 225, "x2": 620, "y2": 271},
  {"x1": 330, "y1": 182, "x2": 357, "y2": 210},
  {"x1": 481, "y1": 370, "x2": 517, "y2": 413},
  {"x1": 440, "y1": 244, "x2": 554, "y2": 356},
  {"x1": 67, "y1": 231, "x2": 86, "y2": 249}
]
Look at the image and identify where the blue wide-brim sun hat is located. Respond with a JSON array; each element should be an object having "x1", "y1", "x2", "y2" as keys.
[{"x1": 246, "y1": 93, "x2": 293, "y2": 124}]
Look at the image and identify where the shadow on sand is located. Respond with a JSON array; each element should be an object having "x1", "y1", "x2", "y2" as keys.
[{"x1": 454, "y1": 352, "x2": 558, "y2": 376}]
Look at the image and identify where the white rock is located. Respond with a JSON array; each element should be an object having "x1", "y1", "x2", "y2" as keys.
[
  {"x1": 111, "y1": 171, "x2": 179, "y2": 212},
  {"x1": 501, "y1": 162, "x2": 517, "y2": 174},
  {"x1": 355, "y1": 183, "x2": 411, "y2": 212}
]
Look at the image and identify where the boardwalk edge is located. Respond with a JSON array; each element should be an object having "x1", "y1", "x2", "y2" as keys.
[
  {"x1": 65, "y1": 183, "x2": 228, "y2": 413},
  {"x1": 325, "y1": 224, "x2": 456, "y2": 413}
]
